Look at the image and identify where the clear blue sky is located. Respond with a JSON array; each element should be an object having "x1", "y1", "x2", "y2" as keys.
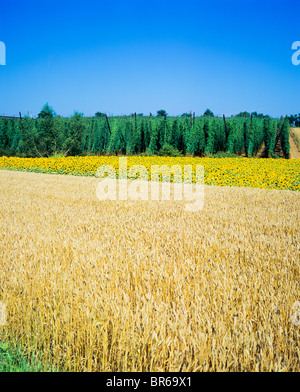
[{"x1": 0, "y1": 0, "x2": 299, "y2": 117}]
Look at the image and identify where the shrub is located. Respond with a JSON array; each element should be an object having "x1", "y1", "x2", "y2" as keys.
[{"x1": 157, "y1": 144, "x2": 183, "y2": 157}]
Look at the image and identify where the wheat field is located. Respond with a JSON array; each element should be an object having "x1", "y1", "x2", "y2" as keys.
[
  {"x1": 0, "y1": 169, "x2": 299, "y2": 371},
  {"x1": 291, "y1": 128, "x2": 300, "y2": 154},
  {"x1": 293, "y1": 128, "x2": 300, "y2": 140}
]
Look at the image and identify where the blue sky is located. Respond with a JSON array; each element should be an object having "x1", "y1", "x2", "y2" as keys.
[{"x1": 0, "y1": 0, "x2": 299, "y2": 117}]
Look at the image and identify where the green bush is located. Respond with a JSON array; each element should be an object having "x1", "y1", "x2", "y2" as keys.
[{"x1": 157, "y1": 144, "x2": 183, "y2": 157}]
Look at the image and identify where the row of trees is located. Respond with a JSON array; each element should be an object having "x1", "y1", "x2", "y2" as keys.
[
  {"x1": 0, "y1": 105, "x2": 86, "y2": 157},
  {"x1": 235, "y1": 111, "x2": 271, "y2": 119},
  {"x1": 95, "y1": 109, "x2": 214, "y2": 118},
  {"x1": 287, "y1": 114, "x2": 300, "y2": 127},
  {"x1": 96, "y1": 109, "x2": 271, "y2": 119},
  {"x1": 0, "y1": 104, "x2": 290, "y2": 158}
]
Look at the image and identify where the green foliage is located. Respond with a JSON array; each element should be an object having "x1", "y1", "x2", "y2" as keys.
[
  {"x1": 251, "y1": 112, "x2": 270, "y2": 119},
  {"x1": 158, "y1": 117, "x2": 168, "y2": 148},
  {"x1": 125, "y1": 118, "x2": 136, "y2": 154},
  {"x1": 247, "y1": 120, "x2": 254, "y2": 156},
  {"x1": 156, "y1": 110, "x2": 167, "y2": 117},
  {"x1": 139, "y1": 120, "x2": 147, "y2": 153},
  {"x1": 287, "y1": 113, "x2": 300, "y2": 126},
  {"x1": 158, "y1": 144, "x2": 183, "y2": 157},
  {"x1": 203, "y1": 109, "x2": 214, "y2": 117},
  {"x1": 35, "y1": 104, "x2": 61, "y2": 156},
  {"x1": 38, "y1": 103, "x2": 56, "y2": 119},
  {"x1": 263, "y1": 118, "x2": 277, "y2": 155},
  {"x1": 226, "y1": 120, "x2": 235, "y2": 153},
  {"x1": 205, "y1": 120, "x2": 215, "y2": 154},
  {"x1": 280, "y1": 118, "x2": 290, "y2": 157},
  {"x1": 0, "y1": 341, "x2": 56, "y2": 372},
  {"x1": 148, "y1": 123, "x2": 160, "y2": 154},
  {"x1": 214, "y1": 119, "x2": 226, "y2": 152},
  {"x1": 18, "y1": 117, "x2": 39, "y2": 157},
  {"x1": 95, "y1": 112, "x2": 105, "y2": 117},
  {"x1": 235, "y1": 111, "x2": 250, "y2": 118},
  {"x1": 252, "y1": 119, "x2": 264, "y2": 154},
  {"x1": 144, "y1": 120, "x2": 151, "y2": 149},
  {"x1": 91, "y1": 119, "x2": 110, "y2": 153},
  {"x1": 64, "y1": 112, "x2": 86, "y2": 156},
  {"x1": 0, "y1": 119, "x2": 14, "y2": 153},
  {"x1": 0, "y1": 107, "x2": 285, "y2": 159}
]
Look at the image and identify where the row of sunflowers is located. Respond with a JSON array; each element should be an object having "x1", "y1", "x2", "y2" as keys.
[{"x1": 0, "y1": 156, "x2": 299, "y2": 191}]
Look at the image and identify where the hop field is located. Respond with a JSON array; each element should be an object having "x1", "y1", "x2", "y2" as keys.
[
  {"x1": 0, "y1": 170, "x2": 299, "y2": 372},
  {"x1": 0, "y1": 156, "x2": 300, "y2": 191}
]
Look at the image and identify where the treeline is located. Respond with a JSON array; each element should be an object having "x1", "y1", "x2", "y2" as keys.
[
  {"x1": 0, "y1": 104, "x2": 290, "y2": 158},
  {"x1": 287, "y1": 113, "x2": 300, "y2": 127}
]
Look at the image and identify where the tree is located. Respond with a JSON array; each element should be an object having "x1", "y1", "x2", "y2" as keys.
[
  {"x1": 38, "y1": 103, "x2": 56, "y2": 119},
  {"x1": 95, "y1": 112, "x2": 105, "y2": 118},
  {"x1": 235, "y1": 111, "x2": 250, "y2": 118},
  {"x1": 287, "y1": 114, "x2": 300, "y2": 127},
  {"x1": 64, "y1": 112, "x2": 86, "y2": 156},
  {"x1": 156, "y1": 110, "x2": 168, "y2": 117},
  {"x1": 203, "y1": 109, "x2": 214, "y2": 118},
  {"x1": 287, "y1": 114, "x2": 297, "y2": 126},
  {"x1": 17, "y1": 117, "x2": 39, "y2": 157},
  {"x1": 251, "y1": 112, "x2": 268, "y2": 119},
  {"x1": 36, "y1": 104, "x2": 57, "y2": 156}
]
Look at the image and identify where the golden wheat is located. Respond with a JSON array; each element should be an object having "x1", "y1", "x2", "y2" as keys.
[
  {"x1": 0, "y1": 170, "x2": 299, "y2": 371},
  {"x1": 293, "y1": 128, "x2": 300, "y2": 140},
  {"x1": 291, "y1": 128, "x2": 300, "y2": 153}
]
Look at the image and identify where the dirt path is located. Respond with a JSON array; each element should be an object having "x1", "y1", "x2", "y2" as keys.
[{"x1": 289, "y1": 134, "x2": 300, "y2": 159}]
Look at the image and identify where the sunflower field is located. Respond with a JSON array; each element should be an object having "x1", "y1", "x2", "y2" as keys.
[{"x1": 0, "y1": 156, "x2": 299, "y2": 191}]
